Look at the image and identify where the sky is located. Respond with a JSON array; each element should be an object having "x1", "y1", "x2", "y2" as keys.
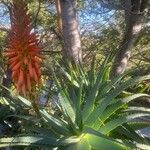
[
  {"x1": 0, "y1": 4, "x2": 10, "y2": 27},
  {"x1": 0, "y1": 1, "x2": 115, "y2": 35},
  {"x1": 79, "y1": 5, "x2": 115, "y2": 34}
]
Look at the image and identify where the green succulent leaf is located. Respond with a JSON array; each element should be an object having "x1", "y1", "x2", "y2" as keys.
[
  {"x1": 0, "y1": 135, "x2": 80, "y2": 148},
  {"x1": 82, "y1": 57, "x2": 110, "y2": 121},
  {"x1": 84, "y1": 75, "x2": 150, "y2": 126},
  {"x1": 129, "y1": 122, "x2": 150, "y2": 130},
  {"x1": 93, "y1": 94, "x2": 150, "y2": 128},
  {"x1": 40, "y1": 109, "x2": 70, "y2": 135},
  {"x1": 85, "y1": 133, "x2": 128, "y2": 150},
  {"x1": 98, "y1": 113, "x2": 150, "y2": 134}
]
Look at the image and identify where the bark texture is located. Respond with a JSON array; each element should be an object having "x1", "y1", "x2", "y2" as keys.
[
  {"x1": 56, "y1": 0, "x2": 82, "y2": 64},
  {"x1": 111, "y1": 0, "x2": 149, "y2": 78}
]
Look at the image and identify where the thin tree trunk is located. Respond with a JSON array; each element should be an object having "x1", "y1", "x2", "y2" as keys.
[
  {"x1": 111, "y1": 0, "x2": 148, "y2": 78},
  {"x1": 55, "y1": 0, "x2": 63, "y2": 33},
  {"x1": 55, "y1": 0, "x2": 82, "y2": 64}
]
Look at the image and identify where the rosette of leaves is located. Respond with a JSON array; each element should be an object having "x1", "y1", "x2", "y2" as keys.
[{"x1": 0, "y1": 58, "x2": 150, "y2": 150}]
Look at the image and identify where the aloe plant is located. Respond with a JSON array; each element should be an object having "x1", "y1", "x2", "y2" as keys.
[{"x1": 0, "y1": 58, "x2": 150, "y2": 150}]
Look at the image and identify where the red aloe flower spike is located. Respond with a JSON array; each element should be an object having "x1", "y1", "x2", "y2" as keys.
[{"x1": 4, "y1": 0, "x2": 42, "y2": 95}]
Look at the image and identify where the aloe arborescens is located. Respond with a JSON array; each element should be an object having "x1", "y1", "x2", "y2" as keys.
[{"x1": 4, "y1": 0, "x2": 42, "y2": 95}]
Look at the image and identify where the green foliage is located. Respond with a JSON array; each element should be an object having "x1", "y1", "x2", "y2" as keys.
[
  {"x1": 0, "y1": 58, "x2": 150, "y2": 150},
  {"x1": 28, "y1": 0, "x2": 56, "y2": 29},
  {"x1": 0, "y1": 1, "x2": 149, "y2": 149}
]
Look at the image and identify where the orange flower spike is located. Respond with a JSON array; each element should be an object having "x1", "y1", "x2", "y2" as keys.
[
  {"x1": 4, "y1": 51, "x2": 16, "y2": 57},
  {"x1": 34, "y1": 62, "x2": 40, "y2": 70},
  {"x1": 8, "y1": 55, "x2": 20, "y2": 63},
  {"x1": 9, "y1": 61, "x2": 18, "y2": 69},
  {"x1": 28, "y1": 62, "x2": 34, "y2": 78},
  {"x1": 34, "y1": 64, "x2": 41, "y2": 78},
  {"x1": 21, "y1": 81, "x2": 26, "y2": 96},
  {"x1": 33, "y1": 57, "x2": 42, "y2": 64},
  {"x1": 27, "y1": 74, "x2": 31, "y2": 92},
  {"x1": 24, "y1": 57, "x2": 28, "y2": 65},
  {"x1": 17, "y1": 69, "x2": 24, "y2": 87},
  {"x1": 32, "y1": 68, "x2": 39, "y2": 83},
  {"x1": 12, "y1": 61, "x2": 22, "y2": 71},
  {"x1": 16, "y1": 84, "x2": 22, "y2": 94},
  {"x1": 4, "y1": 0, "x2": 42, "y2": 95},
  {"x1": 12, "y1": 71, "x2": 18, "y2": 79}
]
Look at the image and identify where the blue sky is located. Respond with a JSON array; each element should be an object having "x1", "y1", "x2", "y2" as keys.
[
  {"x1": 0, "y1": 2, "x2": 115, "y2": 34},
  {"x1": 0, "y1": 4, "x2": 10, "y2": 27},
  {"x1": 79, "y1": 2, "x2": 115, "y2": 34}
]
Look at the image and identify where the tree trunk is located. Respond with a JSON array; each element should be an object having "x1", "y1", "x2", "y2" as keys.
[
  {"x1": 111, "y1": 14, "x2": 143, "y2": 77},
  {"x1": 111, "y1": 0, "x2": 148, "y2": 78},
  {"x1": 55, "y1": 0, "x2": 82, "y2": 64}
]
